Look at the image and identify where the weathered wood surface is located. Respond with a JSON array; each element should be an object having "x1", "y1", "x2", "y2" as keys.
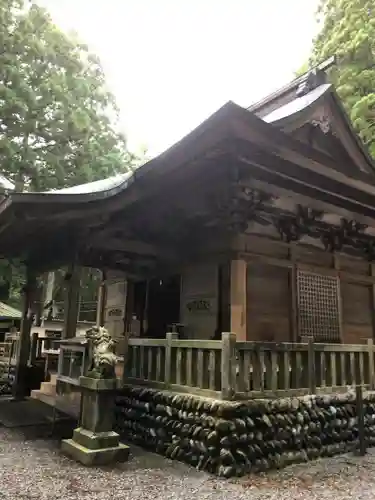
[{"x1": 124, "y1": 334, "x2": 375, "y2": 400}]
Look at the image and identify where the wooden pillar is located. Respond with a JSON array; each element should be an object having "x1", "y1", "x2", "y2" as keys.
[
  {"x1": 288, "y1": 246, "x2": 298, "y2": 342},
  {"x1": 96, "y1": 270, "x2": 107, "y2": 327},
  {"x1": 217, "y1": 263, "x2": 231, "y2": 337},
  {"x1": 42, "y1": 271, "x2": 55, "y2": 324},
  {"x1": 230, "y1": 259, "x2": 247, "y2": 341},
  {"x1": 124, "y1": 279, "x2": 135, "y2": 334},
  {"x1": 62, "y1": 263, "x2": 81, "y2": 339},
  {"x1": 12, "y1": 267, "x2": 37, "y2": 399},
  {"x1": 370, "y1": 263, "x2": 375, "y2": 340}
]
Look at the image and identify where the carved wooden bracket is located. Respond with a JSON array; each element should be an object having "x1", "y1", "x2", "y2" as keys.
[
  {"x1": 213, "y1": 185, "x2": 275, "y2": 232},
  {"x1": 273, "y1": 205, "x2": 324, "y2": 243},
  {"x1": 269, "y1": 204, "x2": 375, "y2": 258}
]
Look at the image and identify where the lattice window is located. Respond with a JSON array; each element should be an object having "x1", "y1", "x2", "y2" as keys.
[{"x1": 297, "y1": 269, "x2": 341, "y2": 342}]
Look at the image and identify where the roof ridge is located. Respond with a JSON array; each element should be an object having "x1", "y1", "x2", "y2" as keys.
[{"x1": 247, "y1": 56, "x2": 336, "y2": 113}]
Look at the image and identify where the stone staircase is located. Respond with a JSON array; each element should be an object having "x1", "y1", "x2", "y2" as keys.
[
  {"x1": 31, "y1": 372, "x2": 81, "y2": 419},
  {"x1": 30, "y1": 372, "x2": 57, "y2": 407},
  {"x1": 30, "y1": 359, "x2": 125, "y2": 418}
]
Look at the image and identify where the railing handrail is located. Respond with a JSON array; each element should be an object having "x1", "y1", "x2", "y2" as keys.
[
  {"x1": 128, "y1": 337, "x2": 372, "y2": 351},
  {"x1": 124, "y1": 333, "x2": 375, "y2": 401}
]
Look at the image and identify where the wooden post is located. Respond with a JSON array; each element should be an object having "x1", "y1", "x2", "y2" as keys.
[
  {"x1": 96, "y1": 270, "x2": 107, "y2": 327},
  {"x1": 221, "y1": 332, "x2": 237, "y2": 400},
  {"x1": 29, "y1": 332, "x2": 39, "y2": 365},
  {"x1": 12, "y1": 268, "x2": 37, "y2": 400},
  {"x1": 370, "y1": 263, "x2": 375, "y2": 341},
  {"x1": 288, "y1": 245, "x2": 298, "y2": 342},
  {"x1": 165, "y1": 332, "x2": 178, "y2": 386},
  {"x1": 307, "y1": 338, "x2": 316, "y2": 394},
  {"x1": 356, "y1": 385, "x2": 366, "y2": 456},
  {"x1": 124, "y1": 279, "x2": 134, "y2": 334},
  {"x1": 368, "y1": 339, "x2": 375, "y2": 390},
  {"x1": 62, "y1": 263, "x2": 81, "y2": 339},
  {"x1": 230, "y1": 259, "x2": 247, "y2": 341}
]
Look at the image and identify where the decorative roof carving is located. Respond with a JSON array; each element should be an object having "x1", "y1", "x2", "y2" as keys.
[
  {"x1": 311, "y1": 115, "x2": 331, "y2": 134},
  {"x1": 296, "y1": 69, "x2": 327, "y2": 98}
]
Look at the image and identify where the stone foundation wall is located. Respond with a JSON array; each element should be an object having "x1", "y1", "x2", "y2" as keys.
[{"x1": 115, "y1": 386, "x2": 375, "y2": 478}]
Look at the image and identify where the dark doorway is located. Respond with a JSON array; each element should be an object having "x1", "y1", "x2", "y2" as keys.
[{"x1": 146, "y1": 275, "x2": 180, "y2": 338}]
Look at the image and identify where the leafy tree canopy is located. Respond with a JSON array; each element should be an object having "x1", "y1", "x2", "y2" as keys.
[
  {"x1": 305, "y1": 0, "x2": 375, "y2": 158},
  {"x1": 0, "y1": 0, "x2": 139, "y2": 192},
  {"x1": 0, "y1": 0, "x2": 145, "y2": 307}
]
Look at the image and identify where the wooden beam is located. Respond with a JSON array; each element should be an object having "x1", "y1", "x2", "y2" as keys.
[
  {"x1": 124, "y1": 279, "x2": 135, "y2": 334},
  {"x1": 289, "y1": 245, "x2": 298, "y2": 342},
  {"x1": 230, "y1": 259, "x2": 247, "y2": 341},
  {"x1": 217, "y1": 262, "x2": 231, "y2": 335},
  {"x1": 62, "y1": 263, "x2": 82, "y2": 339},
  {"x1": 96, "y1": 270, "x2": 107, "y2": 327},
  {"x1": 333, "y1": 253, "x2": 344, "y2": 342},
  {"x1": 370, "y1": 263, "x2": 375, "y2": 341},
  {"x1": 12, "y1": 267, "x2": 37, "y2": 400},
  {"x1": 236, "y1": 149, "x2": 375, "y2": 224},
  {"x1": 88, "y1": 238, "x2": 163, "y2": 257}
]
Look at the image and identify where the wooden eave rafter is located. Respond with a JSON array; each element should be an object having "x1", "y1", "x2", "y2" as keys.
[
  {"x1": 328, "y1": 90, "x2": 375, "y2": 174},
  {"x1": 228, "y1": 107, "x2": 375, "y2": 204},
  {"x1": 233, "y1": 139, "x2": 375, "y2": 223},
  {"x1": 259, "y1": 84, "x2": 375, "y2": 178},
  {"x1": 2, "y1": 99, "x2": 375, "y2": 266},
  {"x1": 84, "y1": 236, "x2": 171, "y2": 260},
  {"x1": 248, "y1": 56, "x2": 336, "y2": 116}
]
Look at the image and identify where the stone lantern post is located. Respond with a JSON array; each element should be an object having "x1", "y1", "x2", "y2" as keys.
[{"x1": 61, "y1": 326, "x2": 129, "y2": 465}]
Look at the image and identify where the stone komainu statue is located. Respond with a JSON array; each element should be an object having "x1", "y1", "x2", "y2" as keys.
[{"x1": 85, "y1": 326, "x2": 118, "y2": 379}]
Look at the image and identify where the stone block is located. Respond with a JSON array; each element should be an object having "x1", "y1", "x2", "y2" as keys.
[
  {"x1": 81, "y1": 390, "x2": 115, "y2": 433},
  {"x1": 61, "y1": 438, "x2": 129, "y2": 466},
  {"x1": 73, "y1": 427, "x2": 120, "y2": 450},
  {"x1": 79, "y1": 376, "x2": 119, "y2": 392}
]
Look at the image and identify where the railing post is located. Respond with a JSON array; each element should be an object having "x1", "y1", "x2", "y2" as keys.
[
  {"x1": 368, "y1": 339, "x2": 375, "y2": 390},
  {"x1": 356, "y1": 384, "x2": 367, "y2": 456},
  {"x1": 29, "y1": 332, "x2": 39, "y2": 365},
  {"x1": 308, "y1": 337, "x2": 316, "y2": 394},
  {"x1": 221, "y1": 332, "x2": 236, "y2": 400},
  {"x1": 165, "y1": 332, "x2": 178, "y2": 387}
]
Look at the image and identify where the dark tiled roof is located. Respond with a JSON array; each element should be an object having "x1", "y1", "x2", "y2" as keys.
[{"x1": 0, "y1": 302, "x2": 21, "y2": 320}]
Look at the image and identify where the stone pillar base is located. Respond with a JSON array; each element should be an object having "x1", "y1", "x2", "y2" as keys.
[
  {"x1": 61, "y1": 376, "x2": 128, "y2": 466},
  {"x1": 61, "y1": 427, "x2": 129, "y2": 466}
]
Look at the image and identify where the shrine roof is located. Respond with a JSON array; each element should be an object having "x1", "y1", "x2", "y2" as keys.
[
  {"x1": 50, "y1": 171, "x2": 133, "y2": 195},
  {"x1": 1, "y1": 58, "x2": 375, "y2": 268},
  {"x1": 0, "y1": 302, "x2": 21, "y2": 320}
]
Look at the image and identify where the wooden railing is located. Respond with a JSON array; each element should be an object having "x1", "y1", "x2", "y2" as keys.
[
  {"x1": 43, "y1": 300, "x2": 97, "y2": 323},
  {"x1": 125, "y1": 333, "x2": 224, "y2": 398},
  {"x1": 0, "y1": 333, "x2": 55, "y2": 368},
  {"x1": 235, "y1": 340, "x2": 374, "y2": 398},
  {"x1": 0, "y1": 339, "x2": 19, "y2": 364},
  {"x1": 0, "y1": 342, "x2": 14, "y2": 362},
  {"x1": 124, "y1": 333, "x2": 375, "y2": 400}
]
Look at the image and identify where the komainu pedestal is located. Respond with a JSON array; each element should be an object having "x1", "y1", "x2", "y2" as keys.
[{"x1": 61, "y1": 376, "x2": 129, "y2": 466}]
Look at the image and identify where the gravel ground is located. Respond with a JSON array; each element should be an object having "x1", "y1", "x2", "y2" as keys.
[{"x1": 1, "y1": 426, "x2": 375, "y2": 500}]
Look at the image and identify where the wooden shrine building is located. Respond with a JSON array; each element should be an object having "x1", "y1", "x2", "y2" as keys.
[{"x1": 2, "y1": 58, "x2": 375, "y2": 396}]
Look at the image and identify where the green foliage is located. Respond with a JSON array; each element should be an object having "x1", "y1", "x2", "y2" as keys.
[
  {"x1": 0, "y1": 0, "x2": 138, "y2": 192},
  {"x1": 295, "y1": 61, "x2": 310, "y2": 77},
  {"x1": 0, "y1": 0, "x2": 145, "y2": 307},
  {"x1": 311, "y1": 0, "x2": 375, "y2": 158}
]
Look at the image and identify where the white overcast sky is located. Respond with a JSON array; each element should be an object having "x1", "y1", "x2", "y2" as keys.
[{"x1": 39, "y1": 0, "x2": 320, "y2": 156}]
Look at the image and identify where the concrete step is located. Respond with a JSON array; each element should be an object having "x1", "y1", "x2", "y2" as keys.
[
  {"x1": 49, "y1": 373, "x2": 57, "y2": 385},
  {"x1": 29, "y1": 391, "x2": 76, "y2": 421},
  {"x1": 39, "y1": 382, "x2": 56, "y2": 396},
  {"x1": 31, "y1": 390, "x2": 80, "y2": 419},
  {"x1": 30, "y1": 389, "x2": 56, "y2": 407}
]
